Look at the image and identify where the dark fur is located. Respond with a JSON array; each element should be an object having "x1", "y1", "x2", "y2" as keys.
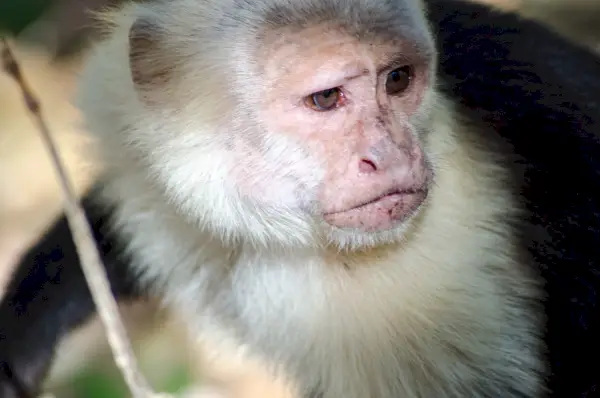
[
  {"x1": 1, "y1": 0, "x2": 600, "y2": 396},
  {"x1": 0, "y1": 193, "x2": 141, "y2": 398},
  {"x1": 427, "y1": 1, "x2": 600, "y2": 395}
]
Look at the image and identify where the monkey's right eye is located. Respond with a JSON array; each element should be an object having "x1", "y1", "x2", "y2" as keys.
[{"x1": 305, "y1": 88, "x2": 343, "y2": 111}]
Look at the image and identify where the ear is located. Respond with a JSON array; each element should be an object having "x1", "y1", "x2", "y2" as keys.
[{"x1": 128, "y1": 18, "x2": 174, "y2": 105}]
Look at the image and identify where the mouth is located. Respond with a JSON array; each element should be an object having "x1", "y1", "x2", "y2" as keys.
[{"x1": 323, "y1": 188, "x2": 428, "y2": 232}]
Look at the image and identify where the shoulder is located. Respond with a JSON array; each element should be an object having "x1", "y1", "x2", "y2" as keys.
[{"x1": 427, "y1": 1, "x2": 600, "y2": 395}]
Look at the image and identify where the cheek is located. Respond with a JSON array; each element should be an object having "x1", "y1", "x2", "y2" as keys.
[
  {"x1": 411, "y1": 69, "x2": 431, "y2": 112},
  {"x1": 230, "y1": 133, "x2": 325, "y2": 209}
]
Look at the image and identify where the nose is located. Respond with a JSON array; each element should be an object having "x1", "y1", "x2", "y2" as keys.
[{"x1": 358, "y1": 145, "x2": 412, "y2": 174}]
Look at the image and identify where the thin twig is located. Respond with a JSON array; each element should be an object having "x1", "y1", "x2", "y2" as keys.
[{"x1": 1, "y1": 38, "x2": 163, "y2": 398}]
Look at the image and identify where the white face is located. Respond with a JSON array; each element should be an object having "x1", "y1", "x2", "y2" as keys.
[{"x1": 126, "y1": 19, "x2": 437, "y2": 251}]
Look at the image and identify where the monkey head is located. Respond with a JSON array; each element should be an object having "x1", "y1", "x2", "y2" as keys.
[
  {"x1": 83, "y1": 0, "x2": 438, "y2": 251},
  {"x1": 255, "y1": 22, "x2": 438, "y2": 250}
]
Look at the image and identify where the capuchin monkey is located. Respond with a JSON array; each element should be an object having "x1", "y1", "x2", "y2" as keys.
[{"x1": 1, "y1": 0, "x2": 600, "y2": 397}]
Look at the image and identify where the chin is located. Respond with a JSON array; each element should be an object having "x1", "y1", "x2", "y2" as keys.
[
  {"x1": 320, "y1": 204, "x2": 429, "y2": 252},
  {"x1": 319, "y1": 188, "x2": 431, "y2": 252}
]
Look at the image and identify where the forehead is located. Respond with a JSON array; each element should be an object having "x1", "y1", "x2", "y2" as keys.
[
  {"x1": 259, "y1": 24, "x2": 431, "y2": 84},
  {"x1": 260, "y1": 0, "x2": 430, "y2": 43}
]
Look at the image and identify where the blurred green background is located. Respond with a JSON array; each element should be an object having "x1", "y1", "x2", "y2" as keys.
[{"x1": 0, "y1": 0, "x2": 50, "y2": 35}]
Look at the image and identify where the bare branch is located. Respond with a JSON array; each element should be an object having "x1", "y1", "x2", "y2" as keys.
[{"x1": 1, "y1": 38, "x2": 169, "y2": 398}]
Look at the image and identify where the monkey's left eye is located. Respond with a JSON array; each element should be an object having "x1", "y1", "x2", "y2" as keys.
[
  {"x1": 305, "y1": 88, "x2": 343, "y2": 111},
  {"x1": 386, "y1": 66, "x2": 413, "y2": 95}
]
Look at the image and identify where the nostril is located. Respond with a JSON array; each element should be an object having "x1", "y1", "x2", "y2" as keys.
[{"x1": 359, "y1": 158, "x2": 378, "y2": 173}]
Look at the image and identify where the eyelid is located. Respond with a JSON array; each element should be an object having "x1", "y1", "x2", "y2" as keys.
[
  {"x1": 301, "y1": 81, "x2": 347, "y2": 98},
  {"x1": 299, "y1": 68, "x2": 366, "y2": 98},
  {"x1": 377, "y1": 58, "x2": 410, "y2": 76}
]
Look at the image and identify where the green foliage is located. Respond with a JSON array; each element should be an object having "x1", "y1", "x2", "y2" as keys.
[
  {"x1": 48, "y1": 355, "x2": 193, "y2": 397},
  {"x1": 161, "y1": 363, "x2": 193, "y2": 395},
  {"x1": 0, "y1": 0, "x2": 55, "y2": 35},
  {"x1": 71, "y1": 370, "x2": 130, "y2": 398}
]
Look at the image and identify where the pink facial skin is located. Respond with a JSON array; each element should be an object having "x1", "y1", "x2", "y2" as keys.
[{"x1": 259, "y1": 25, "x2": 433, "y2": 232}]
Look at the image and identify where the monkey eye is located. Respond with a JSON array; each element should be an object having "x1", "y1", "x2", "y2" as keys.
[
  {"x1": 386, "y1": 66, "x2": 413, "y2": 95},
  {"x1": 305, "y1": 88, "x2": 343, "y2": 111}
]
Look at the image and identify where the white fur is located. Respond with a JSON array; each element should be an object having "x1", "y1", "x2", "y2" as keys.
[{"x1": 76, "y1": 2, "x2": 546, "y2": 397}]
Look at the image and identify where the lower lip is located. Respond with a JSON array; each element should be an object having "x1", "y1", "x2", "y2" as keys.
[{"x1": 323, "y1": 191, "x2": 427, "y2": 232}]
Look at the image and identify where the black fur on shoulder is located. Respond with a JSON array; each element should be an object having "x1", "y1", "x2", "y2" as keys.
[
  {"x1": 0, "y1": 190, "x2": 143, "y2": 398},
  {"x1": 428, "y1": 1, "x2": 600, "y2": 396}
]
